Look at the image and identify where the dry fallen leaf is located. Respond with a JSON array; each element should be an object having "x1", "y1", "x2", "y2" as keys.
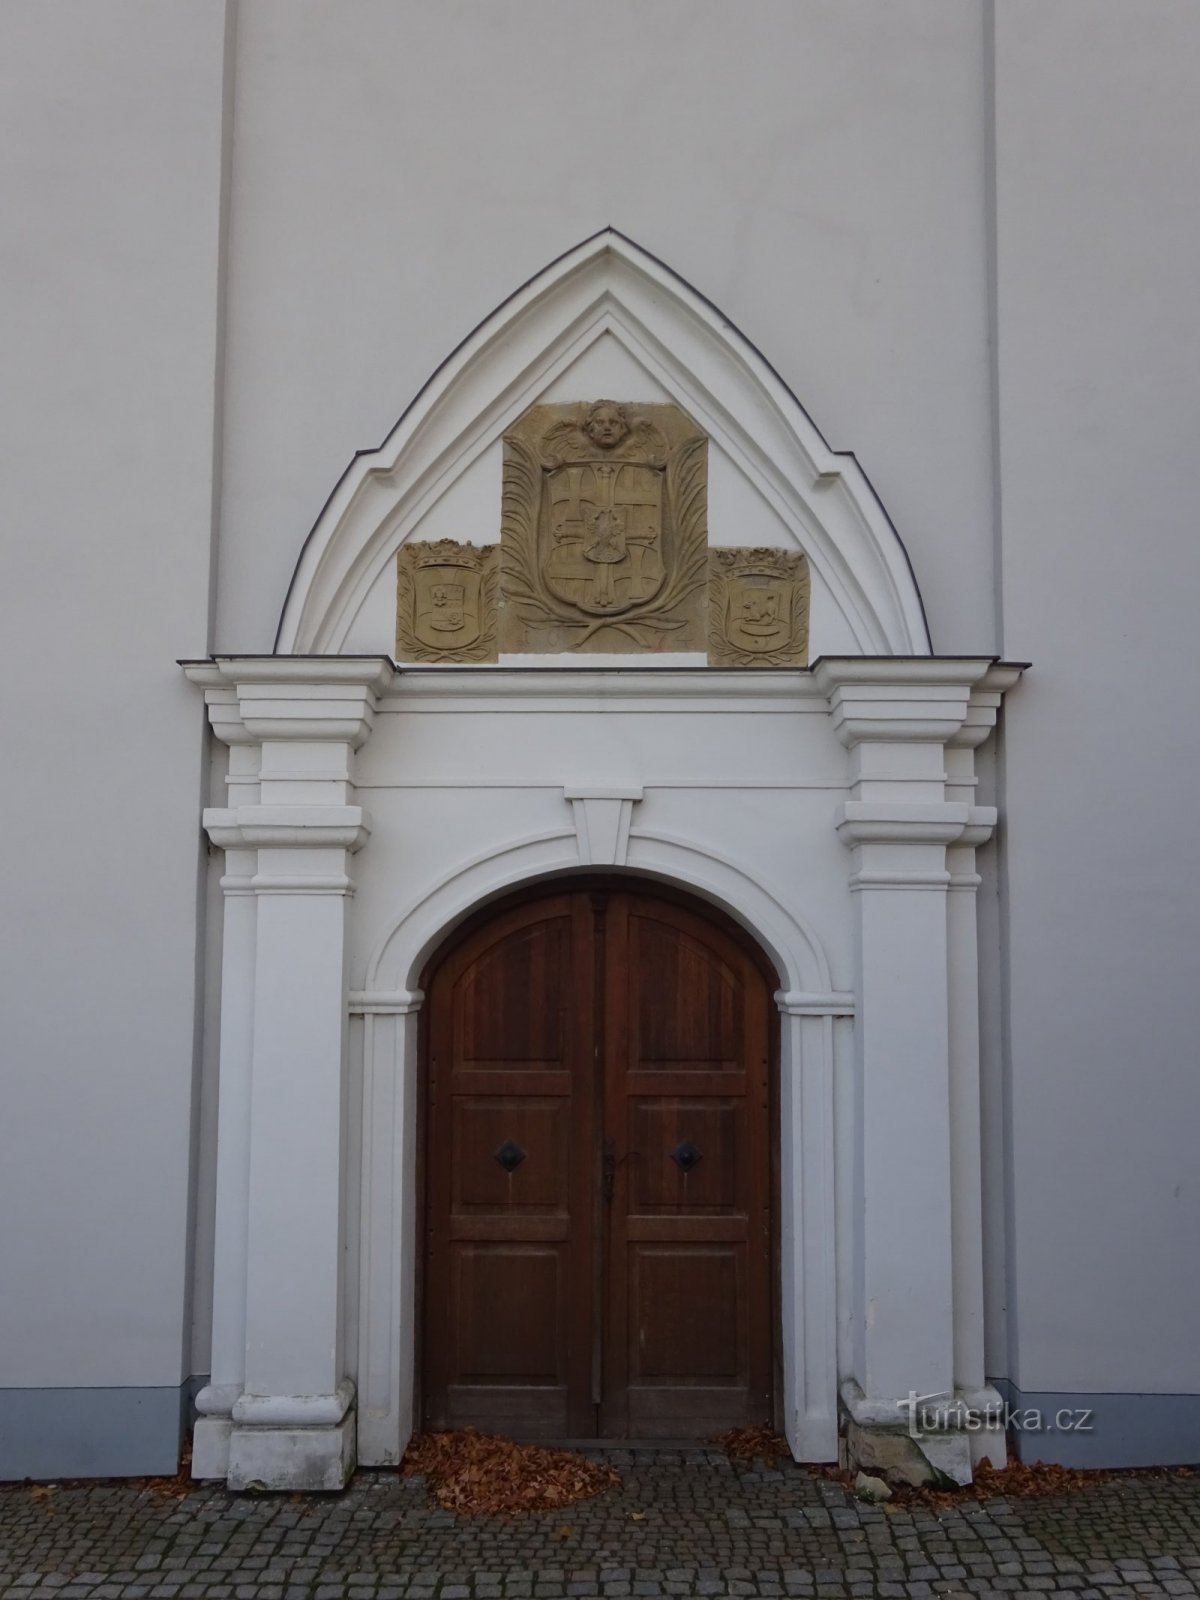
[{"x1": 629, "y1": 1509, "x2": 647, "y2": 1521}]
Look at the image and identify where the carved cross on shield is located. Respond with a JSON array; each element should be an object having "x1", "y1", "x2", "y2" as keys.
[{"x1": 544, "y1": 459, "x2": 665, "y2": 614}]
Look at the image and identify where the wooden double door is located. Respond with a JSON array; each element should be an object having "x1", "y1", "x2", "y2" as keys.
[{"x1": 421, "y1": 881, "x2": 775, "y2": 1439}]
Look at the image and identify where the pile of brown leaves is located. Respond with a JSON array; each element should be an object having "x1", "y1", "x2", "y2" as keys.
[
  {"x1": 712, "y1": 1425, "x2": 792, "y2": 1468},
  {"x1": 402, "y1": 1430, "x2": 620, "y2": 1515}
]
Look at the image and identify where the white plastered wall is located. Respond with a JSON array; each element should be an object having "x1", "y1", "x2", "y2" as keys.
[
  {"x1": 990, "y1": 1, "x2": 1200, "y2": 1425},
  {"x1": 0, "y1": 1, "x2": 232, "y2": 1475}
]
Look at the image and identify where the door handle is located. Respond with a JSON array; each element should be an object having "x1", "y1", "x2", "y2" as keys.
[{"x1": 601, "y1": 1137, "x2": 638, "y2": 1205}]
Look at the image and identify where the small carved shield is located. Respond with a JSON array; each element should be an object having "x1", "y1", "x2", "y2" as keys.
[
  {"x1": 412, "y1": 562, "x2": 482, "y2": 651},
  {"x1": 725, "y1": 572, "x2": 792, "y2": 654},
  {"x1": 708, "y1": 547, "x2": 810, "y2": 666}
]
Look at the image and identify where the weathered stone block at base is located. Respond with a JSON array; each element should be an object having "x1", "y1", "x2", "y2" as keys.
[
  {"x1": 845, "y1": 1418, "x2": 972, "y2": 1489},
  {"x1": 227, "y1": 1416, "x2": 356, "y2": 1492}
]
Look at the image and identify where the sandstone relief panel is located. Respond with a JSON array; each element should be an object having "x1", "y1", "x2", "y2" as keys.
[
  {"x1": 708, "y1": 547, "x2": 811, "y2": 666},
  {"x1": 392, "y1": 403, "x2": 811, "y2": 665},
  {"x1": 395, "y1": 540, "x2": 498, "y2": 663},
  {"x1": 499, "y1": 400, "x2": 708, "y2": 653}
]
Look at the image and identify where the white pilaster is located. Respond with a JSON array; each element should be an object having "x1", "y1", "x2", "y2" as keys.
[
  {"x1": 945, "y1": 664, "x2": 1024, "y2": 1468},
  {"x1": 184, "y1": 657, "x2": 393, "y2": 1491},
  {"x1": 184, "y1": 674, "x2": 261, "y2": 1479},
  {"x1": 814, "y1": 657, "x2": 1019, "y2": 1484}
]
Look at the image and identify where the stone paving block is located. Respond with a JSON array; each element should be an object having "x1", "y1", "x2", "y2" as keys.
[{"x1": 3, "y1": 1463, "x2": 1200, "y2": 1600}]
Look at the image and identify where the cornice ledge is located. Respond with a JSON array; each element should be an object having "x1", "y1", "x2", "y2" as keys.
[
  {"x1": 950, "y1": 662, "x2": 1030, "y2": 748},
  {"x1": 812, "y1": 656, "x2": 999, "y2": 749},
  {"x1": 836, "y1": 801, "x2": 970, "y2": 847},
  {"x1": 209, "y1": 655, "x2": 396, "y2": 691},
  {"x1": 381, "y1": 668, "x2": 823, "y2": 705},
  {"x1": 812, "y1": 656, "x2": 999, "y2": 691}
]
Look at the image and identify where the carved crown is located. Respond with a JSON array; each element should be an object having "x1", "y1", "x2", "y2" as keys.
[
  {"x1": 406, "y1": 539, "x2": 491, "y2": 570},
  {"x1": 713, "y1": 546, "x2": 808, "y2": 575}
]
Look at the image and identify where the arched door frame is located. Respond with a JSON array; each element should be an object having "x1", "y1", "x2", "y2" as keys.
[
  {"x1": 349, "y1": 836, "x2": 847, "y2": 1467},
  {"x1": 414, "y1": 872, "x2": 784, "y2": 1439}
]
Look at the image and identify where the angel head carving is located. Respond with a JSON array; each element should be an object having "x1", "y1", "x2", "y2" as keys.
[{"x1": 583, "y1": 400, "x2": 631, "y2": 451}]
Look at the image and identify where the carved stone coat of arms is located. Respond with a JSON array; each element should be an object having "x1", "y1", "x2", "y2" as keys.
[
  {"x1": 708, "y1": 547, "x2": 811, "y2": 666},
  {"x1": 499, "y1": 400, "x2": 708, "y2": 653},
  {"x1": 395, "y1": 540, "x2": 498, "y2": 663}
]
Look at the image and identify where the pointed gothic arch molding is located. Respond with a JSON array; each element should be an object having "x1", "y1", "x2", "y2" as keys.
[{"x1": 274, "y1": 229, "x2": 932, "y2": 657}]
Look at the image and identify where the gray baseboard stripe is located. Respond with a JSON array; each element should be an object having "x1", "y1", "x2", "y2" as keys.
[
  {"x1": 993, "y1": 1379, "x2": 1200, "y2": 1468},
  {"x1": 0, "y1": 1385, "x2": 190, "y2": 1481}
]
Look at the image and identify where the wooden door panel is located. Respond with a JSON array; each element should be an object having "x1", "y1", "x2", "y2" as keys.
[
  {"x1": 602, "y1": 891, "x2": 772, "y2": 1436},
  {"x1": 454, "y1": 916, "x2": 572, "y2": 1066},
  {"x1": 628, "y1": 1245, "x2": 745, "y2": 1381},
  {"x1": 628, "y1": 1098, "x2": 744, "y2": 1214},
  {"x1": 451, "y1": 1098, "x2": 570, "y2": 1213},
  {"x1": 424, "y1": 894, "x2": 596, "y2": 1437},
  {"x1": 629, "y1": 913, "x2": 741, "y2": 1069},
  {"x1": 451, "y1": 1244, "x2": 564, "y2": 1380}
]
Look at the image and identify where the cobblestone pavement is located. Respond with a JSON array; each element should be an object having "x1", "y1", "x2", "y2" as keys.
[{"x1": 3, "y1": 1452, "x2": 1200, "y2": 1600}]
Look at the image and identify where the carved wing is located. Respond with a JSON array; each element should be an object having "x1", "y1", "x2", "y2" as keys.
[
  {"x1": 539, "y1": 419, "x2": 585, "y2": 466},
  {"x1": 626, "y1": 417, "x2": 669, "y2": 466}
]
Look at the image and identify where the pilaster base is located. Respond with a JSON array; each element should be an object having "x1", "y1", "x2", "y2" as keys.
[
  {"x1": 227, "y1": 1414, "x2": 356, "y2": 1492},
  {"x1": 841, "y1": 1380, "x2": 991, "y2": 1487},
  {"x1": 191, "y1": 1415, "x2": 233, "y2": 1480}
]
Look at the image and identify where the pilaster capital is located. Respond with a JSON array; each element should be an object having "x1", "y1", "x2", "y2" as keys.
[
  {"x1": 812, "y1": 656, "x2": 998, "y2": 748},
  {"x1": 812, "y1": 657, "x2": 998, "y2": 748},
  {"x1": 182, "y1": 656, "x2": 395, "y2": 748}
]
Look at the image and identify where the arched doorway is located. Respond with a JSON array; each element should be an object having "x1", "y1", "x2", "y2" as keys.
[{"x1": 419, "y1": 876, "x2": 778, "y2": 1440}]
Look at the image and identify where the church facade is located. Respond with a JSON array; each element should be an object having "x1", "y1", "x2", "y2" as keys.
[{"x1": 3, "y1": 2, "x2": 1198, "y2": 1489}]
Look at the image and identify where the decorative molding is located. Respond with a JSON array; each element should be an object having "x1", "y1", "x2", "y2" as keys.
[
  {"x1": 348, "y1": 989, "x2": 425, "y2": 1016},
  {"x1": 272, "y1": 231, "x2": 932, "y2": 656},
  {"x1": 395, "y1": 540, "x2": 498, "y2": 664},
  {"x1": 377, "y1": 667, "x2": 828, "y2": 714},
  {"x1": 183, "y1": 657, "x2": 395, "y2": 749},
  {"x1": 563, "y1": 785, "x2": 643, "y2": 866},
  {"x1": 775, "y1": 990, "x2": 856, "y2": 1017},
  {"x1": 201, "y1": 805, "x2": 372, "y2": 853},
  {"x1": 231, "y1": 1380, "x2": 355, "y2": 1428},
  {"x1": 708, "y1": 547, "x2": 811, "y2": 666},
  {"x1": 836, "y1": 801, "x2": 971, "y2": 848},
  {"x1": 500, "y1": 400, "x2": 707, "y2": 654},
  {"x1": 812, "y1": 657, "x2": 998, "y2": 748}
]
